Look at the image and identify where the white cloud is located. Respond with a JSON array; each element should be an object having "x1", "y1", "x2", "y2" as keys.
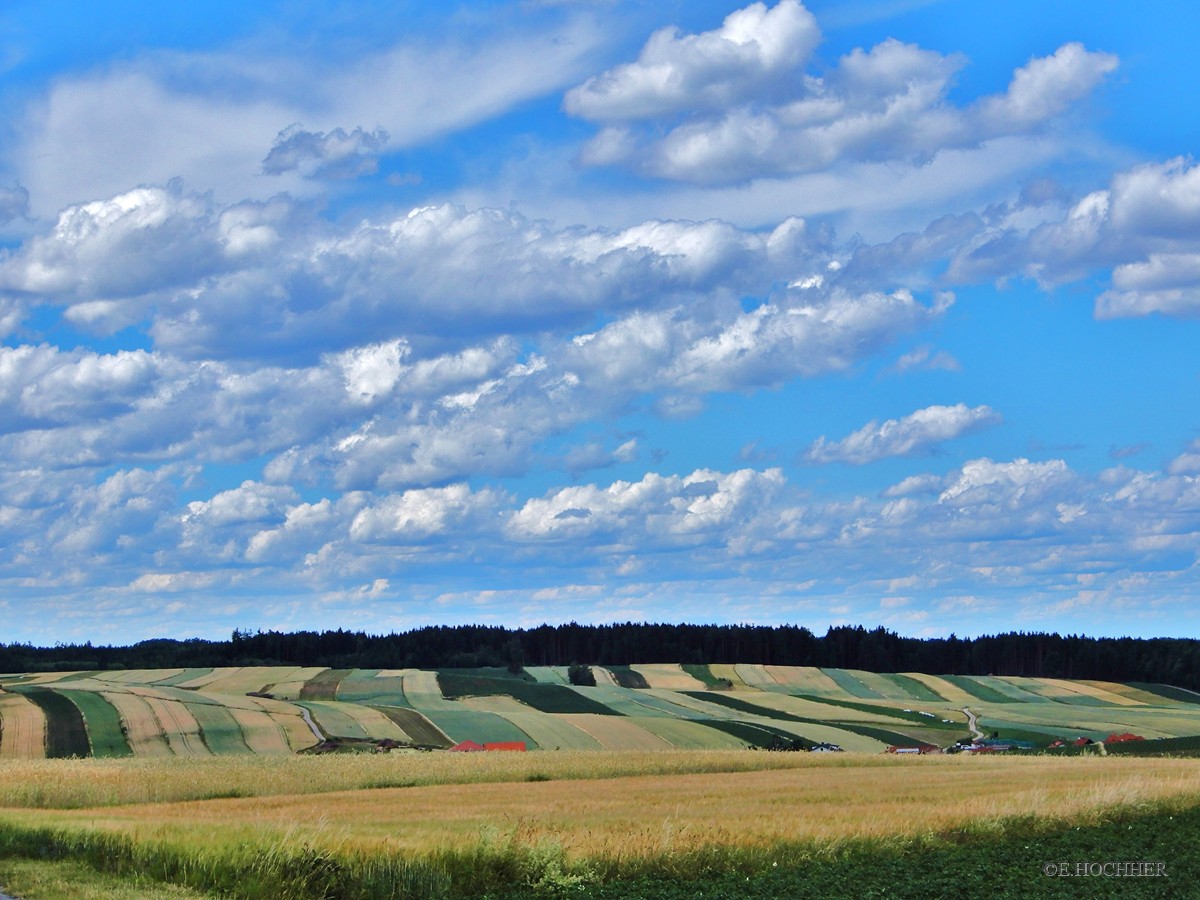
[
  {"x1": 261, "y1": 125, "x2": 389, "y2": 179},
  {"x1": 807, "y1": 404, "x2": 999, "y2": 464},
  {"x1": 12, "y1": 15, "x2": 606, "y2": 216},
  {"x1": 565, "y1": 1, "x2": 1116, "y2": 184},
  {"x1": 564, "y1": 0, "x2": 820, "y2": 121},
  {"x1": 951, "y1": 157, "x2": 1200, "y2": 319}
]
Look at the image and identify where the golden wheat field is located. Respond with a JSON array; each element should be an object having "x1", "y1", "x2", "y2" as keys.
[{"x1": 3, "y1": 752, "x2": 1200, "y2": 863}]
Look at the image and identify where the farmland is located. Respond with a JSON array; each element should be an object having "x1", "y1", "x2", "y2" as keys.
[
  {"x1": 4, "y1": 665, "x2": 1200, "y2": 896},
  {"x1": 1, "y1": 753, "x2": 1199, "y2": 897},
  {"x1": 5, "y1": 664, "x2": 1200, "y2": 759},
  {"x1": 4, "y1": 662, "x2": 1200, "y2": 763}
]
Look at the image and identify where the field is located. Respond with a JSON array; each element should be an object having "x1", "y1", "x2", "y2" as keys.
[
  {"x1": 5, "y1": 665, "x2": 1200, "y2": 759},
  {"x1": 0, "y1": 752, "x2": 1199, "y2": 897},
  {"x1": 5, "y1": 666, "x2": 1200, "y2": 895}
]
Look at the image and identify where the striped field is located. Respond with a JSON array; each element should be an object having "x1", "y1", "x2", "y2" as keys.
[{"x1": 3, "y1": 664, "x2": 1200, "y2": 759}]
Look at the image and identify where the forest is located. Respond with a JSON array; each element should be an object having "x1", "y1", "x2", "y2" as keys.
[{"x1": 3, "y1": 622, "x2": 1200, "y2": 689}]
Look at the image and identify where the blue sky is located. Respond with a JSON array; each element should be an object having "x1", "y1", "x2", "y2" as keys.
[{"x1": 1, "y1": 0, "x2": 1198, "y2": 645}]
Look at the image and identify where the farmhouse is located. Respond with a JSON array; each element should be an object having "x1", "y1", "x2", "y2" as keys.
[
  {"x1": 448, "y1": 740, "x2": 527, "y2": 752},
  {"x1": 1104, "y1": 733, "x2": 1144, "y2": 744},
  {"x1": 483, "y1": 741, "x2": 527, "y2": 752}
]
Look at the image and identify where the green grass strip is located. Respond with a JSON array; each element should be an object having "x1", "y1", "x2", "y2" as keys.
[
  {"x1": 1126, "y1": 682, "x2": 1200, "y2": 704},
  {"x1": 879, "y1": 673, "x2": 948, "y2": 703},
  {"x1": 56, "y1": 689, "x2": 132, "y2": 758},
  {"x1": 819, "y1": 668, "x2": 886, "y2": 699},
  {"x1": 680, "y1": 664, "x2": 732, "y2": 689},
  {"x1": 437, "y1": 673, "x2": 621, "y2": 715},
  {"x1": 680, "y1": 691, "x2": 924, "y2": 747},
  {"x1": 792, "y1": 693, "x2": 959, "y2": 728},
  {"x1": 939, "y1": 674, "x2": 1020, "y2": 703},
  {"x1": 11, "y1": 687, "x2": 91, "y2": 758},
  {"x1": 185, "y1": 702, "x2": 252, "y2": 754},
  {"x1": 693, "y1": 718, "x2": 814, "y2": 749}
]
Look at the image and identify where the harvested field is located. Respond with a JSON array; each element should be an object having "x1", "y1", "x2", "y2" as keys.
[
  {"x1": 172, "y1": 667, "x2": 302, "y2": 695},
  {"x1": 733, "y1": 664, "x2": 779, "y2": 690},
  {"x1": 102, "y1": 693, "x2": 172, "y2": 757},
  {"x1": 140, "y1": 696, "x2": 208, "y2": 756},
  {"x1": 699, "y1": 664, "x2": 753, "y2": 689},
  {"x1": 632, "y1": 717, "x2": 748, "y2": 750},
  {"x1": 629, "y1": 664, "x2": 705, "y2": 690},
  {"x1": 0, "y1": 692, "x2": 45, "y2": 758},
  {"x1": 256, "y1": 667, "x2": 332, "y2": 700},
  {"x1": 559, "y1": 714, "x2": 672, "y2": 750},
  {"x1": 487, "y1": 710, "x2": 601, "y2": 750},
  {"x1": 402, "y1": 671, "x2": 459, "y2": 711},
  {"x1": 227, "y1": 708, "x2": 291, "y2": 755},
  {"x1": 153, "y1": 668, "x2": 213, "y2": 686}
]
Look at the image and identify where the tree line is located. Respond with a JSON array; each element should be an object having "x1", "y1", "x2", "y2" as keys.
[{"x1": 2, "y1": 623, "x2": 1199, "y2": 689}]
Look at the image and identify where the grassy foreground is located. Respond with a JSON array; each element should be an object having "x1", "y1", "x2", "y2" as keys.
[{"x1": 0, "y1": 752, "x2": 1198, "y2": 898}]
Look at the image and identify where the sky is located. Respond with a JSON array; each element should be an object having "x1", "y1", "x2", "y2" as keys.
[{"x1": 0, "y1": 0, "x2": 1198, "y2": 645}]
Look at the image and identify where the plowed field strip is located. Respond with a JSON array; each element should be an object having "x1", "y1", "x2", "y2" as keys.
[
  {"x1": 299, "y1": 669, "x2": 349, "y2": 701},
  {"x1": 372, "y1": 707, "x2": 450, "y2": 748},
  {"x1": 0, "y1": 693, "x2": 45, "y2": 758},
  {"x1": 629, "y1": 664, "x2": 705, "y2": 690}
]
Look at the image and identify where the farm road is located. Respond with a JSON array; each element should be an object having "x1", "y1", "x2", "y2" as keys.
[{"x1": 962, "y1": 707, "x2": 985, "y2": 740}]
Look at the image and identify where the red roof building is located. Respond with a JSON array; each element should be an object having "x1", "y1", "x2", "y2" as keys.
[
  {"x1": 484, "y1": 741, "x2": 527, "y2": 752},
  {"x1": 1104, "y1": 733, "x2": 1144, "y2": 743},
  {"x1": 449, "y1": 740, "x2": 485, "y2": 752}
]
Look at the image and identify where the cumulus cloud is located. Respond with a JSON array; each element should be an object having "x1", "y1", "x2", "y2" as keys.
[
  {"x1": 807, "y1": 404, "x2": 1000, "y2": 464},
  {"x1": 565, "y1": 1, "x2": 1116, "y2": 183},
  {"x1": 951, "y1": 158, "x2": 1200, "y2": 319},
  {"x1": 261, "y1": 124, "x2": 389, "y2": 179},
  {"x1": 564, "y1": 0, "x2": 820, "y2": 120}
]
